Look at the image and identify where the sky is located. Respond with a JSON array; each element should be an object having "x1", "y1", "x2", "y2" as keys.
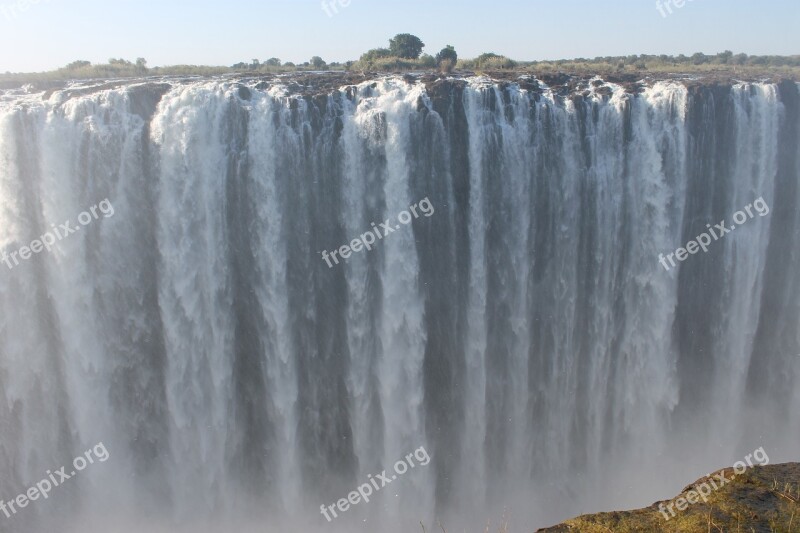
[{"x1": 0, "y1": 0, "x2": 797, "y2": 72}]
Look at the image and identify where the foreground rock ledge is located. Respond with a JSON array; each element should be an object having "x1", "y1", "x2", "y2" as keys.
[{"x1": 538, "y1": 463, "x2": 800, "y2": 532}]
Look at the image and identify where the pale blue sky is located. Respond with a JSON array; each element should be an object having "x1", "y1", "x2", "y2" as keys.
[{"x1": 0, "y1": 0, "x2": 797, "y2": 72}]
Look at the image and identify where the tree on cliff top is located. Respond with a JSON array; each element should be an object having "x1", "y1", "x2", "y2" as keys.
[
  {"x1": 389, "y1": 34, "x2": 425, "y2": 59},
  {"x1": 436, "y1": 45, "x2": 458, "y2": 66}
]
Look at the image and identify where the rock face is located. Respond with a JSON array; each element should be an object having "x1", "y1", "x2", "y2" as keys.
[{"x1": 538, "y1": 463, "x2": 800, "y2": 533}]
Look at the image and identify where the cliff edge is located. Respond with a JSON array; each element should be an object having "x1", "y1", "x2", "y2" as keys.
[{"x1": 538, "y1": 463, "x2": 800, "y2": 532}]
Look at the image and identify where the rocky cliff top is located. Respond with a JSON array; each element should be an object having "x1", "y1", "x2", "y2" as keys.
[
  {"x1": 538, "y1": 463, "x2": 800, "y2": 533},
  {"x1": 1, "y1": 69, "x2": 797, "y2": 101}
]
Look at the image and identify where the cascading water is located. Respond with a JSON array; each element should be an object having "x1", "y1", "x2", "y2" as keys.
[{"x1": 0, "y1": 75, "x2": 798, "y2": 532}]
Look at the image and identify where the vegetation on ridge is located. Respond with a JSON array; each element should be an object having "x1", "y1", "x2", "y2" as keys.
[{"x1": 1, "y1": 32, "x2": 799, "y2": 84}]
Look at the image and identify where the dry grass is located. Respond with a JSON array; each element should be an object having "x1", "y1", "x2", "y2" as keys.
[{"x1": 538, "y1": 464, "x2": 800, "y2": 533}]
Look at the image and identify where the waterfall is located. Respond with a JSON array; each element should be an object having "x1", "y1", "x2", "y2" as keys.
[{"x1": 0, "y1": 76, "x2": 798, "y2": 532}]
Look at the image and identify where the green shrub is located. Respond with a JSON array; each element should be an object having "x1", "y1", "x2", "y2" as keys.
[
  {"x1": 360, "y1": 48, "x2": 392, "y2": 62},
  {"x1": 418, "y1": 54, "x2": 436, "y2": 68},
  {"x1": 473, "y1": 52, "x2": 516, "y2": 69}
]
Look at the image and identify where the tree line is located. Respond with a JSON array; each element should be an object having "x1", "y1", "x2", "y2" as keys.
[{"x1": 3, "y1": 33, "x2": 799, "y2": 81}]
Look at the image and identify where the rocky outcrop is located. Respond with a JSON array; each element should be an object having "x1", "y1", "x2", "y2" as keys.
[{"x1": 538, "y1": 463, "x2": 800, "y2": 533}]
